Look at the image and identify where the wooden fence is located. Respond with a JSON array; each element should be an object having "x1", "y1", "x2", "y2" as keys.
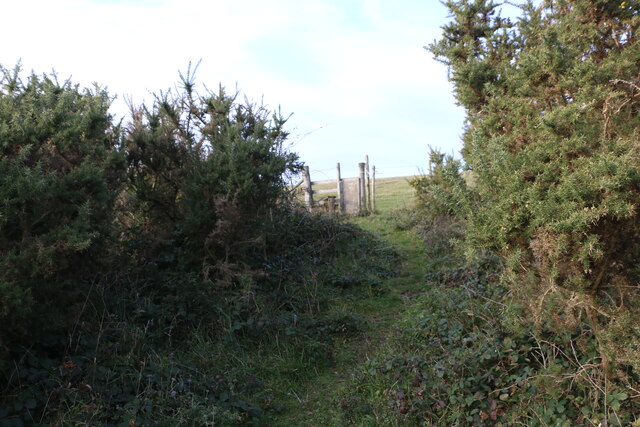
[{"x1": 295, "y1": 156, "x2": 376, "y2": 215}]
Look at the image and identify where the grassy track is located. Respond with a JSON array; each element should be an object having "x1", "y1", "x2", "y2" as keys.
[
  {"x1": 271, "y1": 180, "x2": 426, "y2": 425},
  {"x1": 273, "y1": 174, "x2": 640, "y2": 425}
]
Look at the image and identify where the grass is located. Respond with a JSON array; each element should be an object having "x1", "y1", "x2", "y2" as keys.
[
  {"x1": 265, "y1": 177, "x2": 422, "y2": 425},
  {"x1": 270, "y1": 209, "x2": 427, "y2": 426},
  {"x1": 277, "y1": 210, "x2": 640, "y2": 425},
  {"x1": 372, "y1": 176, "x2": 417, "y2": 213}
]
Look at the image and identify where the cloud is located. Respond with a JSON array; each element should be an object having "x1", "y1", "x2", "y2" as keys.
[{"x1": 2, "y1": 0, "x2": 465, "y2": 178}]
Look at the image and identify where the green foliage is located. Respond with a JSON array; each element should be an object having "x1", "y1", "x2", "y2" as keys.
[
  {"x1": 411, "y1": 148, "x2": 474, "y2": 220},
  {"x1": 0, "y1": 196, "x2": 397, "y2": 424},
  {"x1": 0, "y1": 65, "x2": 124, "y2": 341},
  {"x1": 0, "y1": 62, "x2": 399, "y2": 425},
  {"x1": 336, "y1": 218, "x2": 640, "y2": 426},
  {"x1": 431, "y1": 0, "x2": 640, "y2": 374},
  {"x1": 124, "y1": 64, "x2": 301, "y2": 281}
]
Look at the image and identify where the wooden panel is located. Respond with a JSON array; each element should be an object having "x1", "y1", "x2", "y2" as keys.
[{"x1": 342, "y1": 177, "x2": 361, "y2": 214}]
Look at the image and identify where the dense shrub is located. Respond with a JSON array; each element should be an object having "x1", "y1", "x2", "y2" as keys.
[
  {"x1": 0, "y1": 65, "x2": 124, "y2": 343},
  {"x1": 0, "y1": 64, "x2": 399, "y2": 425},
  {"x1": 124, "y1": 65, "x2": 301, "y2": 281},
  {"x1": 411, "y1": 149, "x2": 473, "y2": 221},
  {"x1": 0, "y1": 208, "x2": 396, "y2": 425},
  {"x1": 339, "y1": 217, "x2": 640, "y2": 426},
  {"x1": 431, "y1": 0, "x2": 640, "y2": 373}
]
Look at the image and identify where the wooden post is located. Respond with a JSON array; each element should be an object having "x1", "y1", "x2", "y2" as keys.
[
  {"x1": 357, "y1": 179, "x2": 362, "y2": 212},
  {"x1": 372, "y1": 165, "x2": 376, "y2": 213},
  {"x1": 303, "y1": 166, "x2": 314, "y2": 208},
  {"x1": 336, "y1": 162, "x2": 344, "y2": 214},
  {"x1": 359, "y1": 162, "x2": 366, "y2": 214},
  {"x1": 365, "y1": 155, "x2": 371, "y2": 211}
]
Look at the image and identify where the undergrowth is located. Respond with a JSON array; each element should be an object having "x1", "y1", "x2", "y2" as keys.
[
  {"x1": 0, "y1": 211, "x2": 397, "y2": 426},
  {"x1": 335, "y1": 212, "x2": 640, "y2": 426}
]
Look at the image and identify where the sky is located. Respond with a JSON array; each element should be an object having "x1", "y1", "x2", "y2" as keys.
[{"x1": 1, "y1": 0, "x2": 470, "y2": 179}]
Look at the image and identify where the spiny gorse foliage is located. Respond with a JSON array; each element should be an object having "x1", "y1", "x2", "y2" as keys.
[
  {"x1": 431, "y1": 0, "x2": 640, "y2": 373},
  {"x1": 2, "y1": 64, "x2": 380, "y2": 424},
  {"x1": 0, "y1": 65, "x2": 124, "y2": 341},
  {"x1": 124, "y1": 64, "x2": 301, "y2": 281}
]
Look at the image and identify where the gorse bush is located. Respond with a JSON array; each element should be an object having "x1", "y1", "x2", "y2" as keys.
[
  {"x1": 338, "y1": 216, "x2": 640, "y2": 425},
  {"x1": 0, "y1": 64, "x2": 399, "y2": 425},
  {"x1": 411, "y1": 149, "x2": 473, "y2": 221},
  {"x1": 0, "y1": 65, "x2": 124, "y2": 343},
  {"x1": 431, "y1": 0, "x2": 640, "y2": 374},
  {"x1": 124, "y1": 64, "x2": 301, "y2": 281},
  {"x1": 411, "y1": 149, "x2": 473, "y2": 276}
]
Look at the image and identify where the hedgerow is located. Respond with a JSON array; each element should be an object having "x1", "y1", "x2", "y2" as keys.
[
  {"x1": 338, "y1": 213, "x2": 640, "y2": 425},
  {"x1": 0, "y1": 64, "x2": 398, "y2": 425},
  {"x1": 430, "y1": 0, "x2": 640, "y2": 377}
]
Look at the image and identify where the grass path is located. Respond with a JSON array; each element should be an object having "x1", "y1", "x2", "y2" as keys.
[{"x1": 271, "y1": 211, "x2": 426, "y2": 426}]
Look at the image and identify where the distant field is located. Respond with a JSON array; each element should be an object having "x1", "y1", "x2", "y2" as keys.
[
  {"x1": 373, "y1": 176, "x2": 416, "y2": 213},
  {"x1": 293, "y1": 175, "x2": 417, "y2": 214}
]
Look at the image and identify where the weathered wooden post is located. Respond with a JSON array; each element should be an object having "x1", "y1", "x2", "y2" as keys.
[
  {"x1": 336, "y1": 162, "x2": 344, "y2": 214},
  {"x1": 358, "y1": 162, "x2": 366, "y2": 214},
  {"x1": 365, "y1": 155, "x2": 371, "y2": 212},
  {"x1": 357, "y1": 177, "x2": 362, "y2": 212},
  {"x1": 372, "y1": 165, "x2": 376, "y2": 213},
  {"x1": 303, "y1": 165, "x2": 314, "y2": 209}
]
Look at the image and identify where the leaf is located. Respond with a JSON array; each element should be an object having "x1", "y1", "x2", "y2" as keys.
[{"x1": 611, "y1": 400, "x2": 621, "y2": 412}]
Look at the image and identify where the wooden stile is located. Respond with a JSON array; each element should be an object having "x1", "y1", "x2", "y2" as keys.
[
  {"x1": 298, "y1": 159, "x2": 376, "y2": 215},
  {"x1": 365, "y1": 155, "x2": 371, "y2": 211}
]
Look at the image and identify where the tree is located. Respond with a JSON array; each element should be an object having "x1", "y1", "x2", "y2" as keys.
[{"x1": 431, "y1": 0, "x2": 640, "y2": 373}]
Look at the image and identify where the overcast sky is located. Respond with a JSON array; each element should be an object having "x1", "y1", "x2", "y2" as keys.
[{"x1": 1, "y1": 0, "x2": 468, "y2": 179}]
